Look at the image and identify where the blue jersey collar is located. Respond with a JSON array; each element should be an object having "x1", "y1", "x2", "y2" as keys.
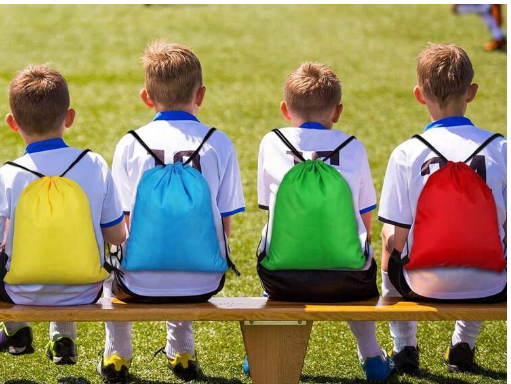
[
  {"x1": 299, "y1": 122, "x2": 327, "y2": 130},
  {"x1": 424, "y1": 116, "x2": 474, "y2": 131},
  {"x1": 153, "y1": 110, "x2": 200, "y2": 122},
  {"x1": 25, "y1": 138, "x2": 68, "y2": 154}
]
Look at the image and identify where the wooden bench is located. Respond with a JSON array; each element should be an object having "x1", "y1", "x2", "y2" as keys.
[{"x1": 0, "y1": 297, "x2": 506, "y2": 384}]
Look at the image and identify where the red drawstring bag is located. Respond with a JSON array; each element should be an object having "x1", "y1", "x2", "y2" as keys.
[{"x1": 405, "y1": 134, "x2": 506, "y2": 272}]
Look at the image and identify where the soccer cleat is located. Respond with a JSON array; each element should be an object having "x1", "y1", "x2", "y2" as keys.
[
  {"x1": 0, "y1": 324, "x2": 34, "y2": 355},
  {"x1": 360, "y1": 351, "x2": 394, "y2": 381},
  {"x1": 243, "y1": 354, "x2": 250, "y2": 375},
  {"x1": 168, "y1": 353, "x2": 199, "y2": 381},
  {"x1": 445, "y1": 342, "x2": 476, "y2": 373},
  {"x1": 389, "y1": 346, "x2": 420, "y2": 375},
  {"x1": 97, "y1": 354, "x2": 131, "y2": 384},
  {"x1": 46, "y1": 337, "x2": 78, "y2": 365},
  {"x1": 484, "y1": 37, "x2": 507, "y2": 51}
]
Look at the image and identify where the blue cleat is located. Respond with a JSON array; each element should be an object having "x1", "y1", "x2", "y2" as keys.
[
  {"x1": 361, "y1": 352, "x2": 394, "y2": 382},
  {"x1": 243, "y1": 354, "x2": 250, "y2": 375}
]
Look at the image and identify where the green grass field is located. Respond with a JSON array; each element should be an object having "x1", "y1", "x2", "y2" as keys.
[{"x1": 0, "y1": 4, "x2": 506, "y2": 384}]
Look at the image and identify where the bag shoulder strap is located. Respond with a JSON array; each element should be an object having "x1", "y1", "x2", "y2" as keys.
[
  {"x1": 322, "y1": 136, "x2": 356, "y2": 162},
  {"x1": 60, "y1": 149, "x2": 91, "y2": 177},
  {"x1": 4, "y1": 162, "x2": 44, "y2": 178},
  {"x1": 412, "y1": 134, "x2": 448, "y2": 162},
  {"x1": 272, "y1": 129, "x2": 306, "y2": 162},
  {"x1": 464, "y1": 133, "x2": 503, "y2": 163},
  {"x1": 128, "y1": 130, "x2": 165, "y2": 166},
  {"x1": 184, "y1": 127, "x2": 216, "y2": 166}
]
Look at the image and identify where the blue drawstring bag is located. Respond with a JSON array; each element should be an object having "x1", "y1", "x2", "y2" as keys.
[{"x1": 123, "y1": 128, "x2": 228, "y2": 273}]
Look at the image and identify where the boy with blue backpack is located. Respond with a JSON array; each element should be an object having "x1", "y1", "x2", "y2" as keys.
[
  {"x1": 0, "y1": 65, "x2": 126, "y2": 364},
  {"x1": 100, "y1": 39, "x2": 245, "y2": 383},
  {"x1": 255, "y1": 62, "x2": 393, "y2": 382},
  {"x1": 379, "y1": 43, "x2": 506, "y2": 375}
]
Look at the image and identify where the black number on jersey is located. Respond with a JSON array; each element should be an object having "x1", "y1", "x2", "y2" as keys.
[
  {"x1": 286, "y1": 151, "x2": 340, "y2": 166},
  {"x1": 420, "y1": 155, "x2": 486, "y2": 182},
  {"x1": 150, "y1": 149, "x2": 202, "y2": 173},
  {"x1": 174, "y1": 150, "x2": 202, "y2": 173}
]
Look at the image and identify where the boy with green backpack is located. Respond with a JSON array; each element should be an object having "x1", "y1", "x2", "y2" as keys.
[{"x1": 255, "y1": 62, "x2": 393, "y2": 381}]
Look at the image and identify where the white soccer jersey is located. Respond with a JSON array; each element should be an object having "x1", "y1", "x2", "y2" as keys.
[
  {"x1": 112, "y1": 110, "x2": 245, "y2": 297},
  {"x1": 379, "y1": 116, "x2": 507, "y2": 299},
  {"x1": 0, "y1": 138, "x2": 124, "y2": 305},
  {"x1": 257, "y1": 122, "x2": 377, "y2": 270}
]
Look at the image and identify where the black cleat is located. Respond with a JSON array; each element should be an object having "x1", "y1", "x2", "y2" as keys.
[
  {"x1": 168, "y1": 353, "x2": 200, "y2": 382},
  {"x1": 390, "y1": 346, "x2": 420, "y2": 375},
  {"x1": 0, "y1": 325, "x2": 34, "y2": 355},
  {"x1": 97, "y1": 354, "x2": 131, "y2": 383},
  {"x1": 445, "y1": 342, "x2": 476, "y2": 373},
  {"x1": 46, "y1": 337, "x2": 78, "y2": 365}
]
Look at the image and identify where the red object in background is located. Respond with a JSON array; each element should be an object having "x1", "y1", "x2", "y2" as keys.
[{"x1": 406, "y1": 161, "x2": 506, "y2": 272}]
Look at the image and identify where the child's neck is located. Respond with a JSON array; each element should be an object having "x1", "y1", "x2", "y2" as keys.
[
  {"x1": 22, "y1": 131, "x2": 64, "y2": 146},
  {"x1": 154, "y1": 104, "x2": 197, "y2": 116},
  {"x1": 427, "y1": 101, "x2": 467, "y2": 122}
]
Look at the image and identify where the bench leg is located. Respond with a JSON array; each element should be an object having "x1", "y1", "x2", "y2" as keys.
[{"x1": 240, "y1": 320, "x2": 313, "y2": 384}]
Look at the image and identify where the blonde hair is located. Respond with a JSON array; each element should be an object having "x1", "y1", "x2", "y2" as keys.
[
  {"x1": 417, "y1": 43, "x2": 474, "y2": 108},
  {"x1": 9, "y1": 65, "x2": 70, "y2": 135},
  {"x1": 284, "y1": 62, "x2": 341, "y2": 120},
  {"x1": 142, "y1": 39, "x2": 202, "y2": 108}
]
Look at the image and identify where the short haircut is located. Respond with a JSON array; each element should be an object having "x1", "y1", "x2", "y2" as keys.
[
  {"x1": 142, "y1": 39, "x2": 202, "y2": 108},
  {"x1": 417, "y1": 43, "x2": 474, "y2": 108},
  {"x1": 9, "y1": 65, "x2": 70, "y2": 135},
  {"x1": 284, "y1": 62, "x2": 342, "y2": 120}
]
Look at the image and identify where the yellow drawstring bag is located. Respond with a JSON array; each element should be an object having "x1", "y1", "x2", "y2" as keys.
[{"x1": 4, "y1": 150, "x2": 109, "y2": 284}]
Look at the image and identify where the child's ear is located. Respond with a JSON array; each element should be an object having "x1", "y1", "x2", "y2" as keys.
[
  {"x1": 5, "y1": 113, "x2": 19, "y2": 133},
  {"x1": 466, "y1": 83, "x2": 478, "y2": 103},
  {"x1": 413, "y1": 86, "x2": 426, "y2": 105},
  {"x1": 64, "y1": 109, "x2": 75, "y2": 129},
  {"x1": 195, "y1": 86, "x2": 206, "y2": 107},
  {"x1": 332, "y1": 104, "x2": 343, "y2": 123},
  {"x1": 280, "y1": 101, "x2": 292, "y2": 121},
  {"x1": 140, "y1": 89, "x2": 155, "y2": 109}
]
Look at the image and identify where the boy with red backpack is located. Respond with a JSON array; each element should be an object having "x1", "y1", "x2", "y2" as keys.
[{"x1": 379, "y1": 43, "x2": 506, "y2": 375}]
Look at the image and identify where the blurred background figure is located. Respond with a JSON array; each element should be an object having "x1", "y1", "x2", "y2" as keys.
[{"x1": 452, "y1": 4, "x2": 506, "y2": 51}]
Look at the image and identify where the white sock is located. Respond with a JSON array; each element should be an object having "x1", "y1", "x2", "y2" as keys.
[
  {"x1": 166, "y1": 321, "x2": 195, "y2": 359},
  {"x1": 347, "y1": 321, "x2": 382, "y2": 360},
  {"x1": 50, "y1": 322, "x2": 76, "y2": 341},
  {"x1": 105, "y1": 321, "x2": 133, "y2": 361},
  {"x1": 382, "y1": 270, "x2": 418, "y2": 352},
  {"x1": 3, "y1": 322, "x2": 30, "y2": 335},
  {"x1": 480, "y1": 12, "x2": 505, "y2": 40},
  {"x1": 452, "y1": 321, "x2": 482, "y2": 349}
]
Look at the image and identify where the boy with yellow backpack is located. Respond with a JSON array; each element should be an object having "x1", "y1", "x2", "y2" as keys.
[{"x1": 0, "y1": 65, "x2": 126, "y2": 364}]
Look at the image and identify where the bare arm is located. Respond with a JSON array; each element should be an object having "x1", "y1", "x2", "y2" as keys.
[
  {"x1": 381, "y1": 224, "x2": 410, "y2": 272},
  {"x1": 101, "y1": 221, "x2": 127, "y2": 246},
  {"x1": 222, "y1": 217, "x2": 232, "y2": 238},
  {"x1": 1, "y1": 219, "x2": 9, "y2": 248},
  {"x1": 393, "y1": 226, "x2": 410, "y2": 253},
  {"x1": 361, "y1": 211, "x2": 372, "y2": 244}
]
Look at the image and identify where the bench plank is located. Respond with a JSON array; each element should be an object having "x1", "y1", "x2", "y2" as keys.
[{"x1": 0, "y1": 297, "x2": 505, "y2": 322}]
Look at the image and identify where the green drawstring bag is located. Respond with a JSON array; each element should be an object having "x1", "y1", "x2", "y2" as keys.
[{"x1": 260, "y1": 129, "x2": 367, "y2": 271}]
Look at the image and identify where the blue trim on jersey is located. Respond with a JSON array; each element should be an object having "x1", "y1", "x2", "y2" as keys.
[
  {"x1": 100, "y1": 213, "x2": 125, "y2": 228},
  {"x1": 220, "y1": 207, "x2": 246, "y2": 217},
  {"x1": 424, "y1": 116, "x2": 474, "y2": 131},
  {"x1": 299, "y1": 122, "x2": 327, "y2": 130},
  {"x1": 153, "y1": 110, "x2": 200, "y2": 122},
  {"x1": 25, "y1": 138, "x2": 68, "y2": 154},
  {"x1": 359, "y1": 204, "x2": 377, "y2": 214}
]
